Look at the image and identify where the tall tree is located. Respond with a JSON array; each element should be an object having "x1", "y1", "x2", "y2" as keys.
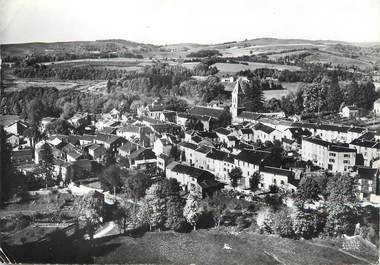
[
  {"x1": 60, "y1": 102, "x2": 76, "y2": 120},
  {"x1": 249, "y1": 171, "x2": 262, "y2": 193},
  {"x1": 101, "y1": 165, "x2": 124, "y2": 196},
  {"x1": 324, "y1": 73, "x2": 343, "y2": 112},
  {"x1": 295, "y1": 175, "x2": 321, "y2": 207},
  {"x1": 0, "y1": 127, "x2": 17, "y2": 202},
  {"x1": 27, "y1": 98, "x2": 44, "y2": 125},
  {"x1": 241, "y1": 78, "x2": 264, "y2": 112},
  {"x1": 140, "y1": 178, "x2": 185, "y2": 231},
  {"x1": 183, "y1": 195, "x2": 202, "y2": 230},
  {"x1": 228, "y1": 167, "x2": 243, "y2": 189},
  {"x1": 324, "y1": 173, "x2": 359, "y2": 236},
  {"x1": 124, "y1": 173, "x2": 150, "y2": 201}
]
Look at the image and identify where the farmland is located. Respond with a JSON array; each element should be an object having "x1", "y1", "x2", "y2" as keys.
[
  {"x1": 3, "y1": 78, "x2": 107, "y2": 93},
  {"x1": 212, "y1": 62, "x2": 302, "y2": 74}
]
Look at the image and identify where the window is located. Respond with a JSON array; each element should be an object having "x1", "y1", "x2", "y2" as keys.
[
  {"x1": 344, "y1": 154, "x2": 350, "y2": 158},
  {"x1": 343, "y1": 160, "x2": 350, "y2": 164},
  {"x1": 329, "y1": 159, "x2": 335, "y2": 163},
  {"x1": 329, "y1": 153, "x2": 336, "y2": 157}
]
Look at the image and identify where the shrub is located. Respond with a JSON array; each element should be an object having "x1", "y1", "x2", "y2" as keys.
[
  {"x1": 256, "y1": 208, "x2": 274, "y2": 234},
  {"x1": 293, "y1": 210, "x2": 318, "y2": 239},
  {"x1": 273, "y1": 208, "x2": 294, "y2": 238}
]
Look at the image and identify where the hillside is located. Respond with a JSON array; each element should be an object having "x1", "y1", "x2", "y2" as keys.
[
  {"x1": 94, "y1": 230, "x2": 375, "y2": 265},
  {"x1": 2, "y1": 37, "x2": 380, "y2": 70}
]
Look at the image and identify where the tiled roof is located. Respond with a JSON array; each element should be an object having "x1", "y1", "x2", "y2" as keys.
[
  {"x1": 188, "y1": 106, "x2": 226, "y2": 120},
  {"x1": 96, "y1": 133, "x2": 124, "y2": 145},
  {"x1": 191, "y1": 135, "x2": 203, "y2": 143},
  {"x1": 119, "y1": 141, "x2": 138, "y2": 153},
  {"x1": 99, "y1": 126, "x2": 118, "y2": 135},
  {"x1": 287, "y1": 127, "x2": 312, "y2": 139},
  {"x1": 357, "y1": 166, "x2": 378, "y2": 180},
  {"x1": 235, "y1": 149, "x2": 270, "y2": 165},
  {"x1": 238, "y1": 111, "x2": 262, "y2": 121},
  {"x1": 260, "y1": 166, "x2": 294, "y2": 178},
  {"x1": 206, "y1": 149, "x2": 235, "y2": 163},
  {"x1": 167, "y1": 162, "x2": 215, "y2": 180},
  {"x1": 253, "y1": 123, "x2": 276, "y2": 134},
  {"x1": 351, "y1": 138, "x2": 380, "y2": 149},
  {"x1": 130, "y1": 148, "x2": 156, "y2": 160},
  {"x1": 214, "y1": 127, "x2": 231, "y2": 136},
  {"x1": 304, "y1": 137, "x2": 356, "y2": 152},
  {"x1": 195, "y1": 145, "x2": 212, "y2": 154},
  {"x1": 240, "y1": 128, "x2": 253, "y2": 134},
  {"x1": 197, "y1": 131, "x2": 218, "y2": 139},
  {"x1": 178, "y1": 141, "x2": 198, "y2": 150},
  {"x1": 117, "y1": 125, "x2": 141, "y2": 134},
  {"x1": 357, "y1": 132, "x2": 375, "y2": 141}
]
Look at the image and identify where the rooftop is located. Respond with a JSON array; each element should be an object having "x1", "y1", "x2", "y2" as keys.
[
  {"x1": 253, "y1": 123, "x2": 276, "y2": 134},
  {"x1": 260, "y1": 166, "x2": 295, "y2": 179},
  {"x1": 167, "y1": 162, "x2": 215, "y2": 180},
  {"x1": 357, "y1": 166, "x2": 378, "y2": 180},
  {"x1": 214, "y1": 127, "x2": 231, "y2": 136},
  {"x1": 238, "y1": 111, "x2": 262, "y2": 121},
  {"x1": 178, "y1": 141, "x2": 198, "y2": 150},
  {"x1": 188, "y1": 106, "x2": 226, "y2": 120},
  {"x1": 235, "y1": 149, "x2": 270, "y2": 165}
]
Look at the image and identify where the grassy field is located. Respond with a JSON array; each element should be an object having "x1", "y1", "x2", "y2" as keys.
[
  {"x1": 213, "y1": 62, "x2": 301, "y2": 74},
  {"x1": 3, "y1": 78, "x2": 107, "y2": 93},
  {"x1": 219, "y1": 43, "x2": 327, "y2": 58},
  {"x1": 94, "y1": 229, "x2": 373, "y2": 265},
  {"x1": 261, "y1": 82, "x2": 305, "y2": 100}
]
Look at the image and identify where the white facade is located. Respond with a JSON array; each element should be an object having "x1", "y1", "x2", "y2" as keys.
[
  {"x1": 301, "y1": 138, "x2": 356, "y2": 172},
  {"x1": 374, "y1": 99, "x2": 380, "y2": 115}
]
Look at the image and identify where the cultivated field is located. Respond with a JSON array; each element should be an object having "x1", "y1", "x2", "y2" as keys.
[
  {"x1": 220, "y1": 43, "x2": 327, "y2": 58},
  {"x1": 3, "y1": 79, "x2": 108, "y2": 93},
  {"x1": 213, "y1": 62, "x2": 301, "y2": 74}
]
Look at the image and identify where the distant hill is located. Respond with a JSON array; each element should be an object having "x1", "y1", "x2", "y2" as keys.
[{"x1": 2, "y1": 37, "x2": 380, "y2": 69}]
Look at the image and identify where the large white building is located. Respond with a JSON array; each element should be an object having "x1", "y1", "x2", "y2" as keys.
[
  {"x1": 301, "y1": 137, "x2": 356, "y2": 172},
  {"x1": 350, "y1": 132, "x2": 380, "y2": 167}
]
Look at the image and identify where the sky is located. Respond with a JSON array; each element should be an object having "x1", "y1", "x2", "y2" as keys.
[{"x1": 0, "y1": 0, "x2": 379, "y2": 45}]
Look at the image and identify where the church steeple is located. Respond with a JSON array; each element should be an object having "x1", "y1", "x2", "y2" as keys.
[{"x1": 231, "y1": 79, "x2": 245, "y2": 119}]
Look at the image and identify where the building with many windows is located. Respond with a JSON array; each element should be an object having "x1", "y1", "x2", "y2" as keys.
[{"x1": 301, "y1": 137, "x2": 356, "y2": 172}]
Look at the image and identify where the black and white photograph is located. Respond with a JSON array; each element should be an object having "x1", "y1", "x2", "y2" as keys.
[{"x1": 0, "y1": 0, "x2": 379, "y2": 264}]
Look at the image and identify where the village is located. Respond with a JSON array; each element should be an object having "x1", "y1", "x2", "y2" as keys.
[
  {"x1": 1, "y1": 72, "x2": 380, "y2": 264},
  {"x1": 1, "y1": 1, "x2": 380, "y2": 262},
  {"x1": 3, "y1": 78, "x2": 380, "y2": 203}
]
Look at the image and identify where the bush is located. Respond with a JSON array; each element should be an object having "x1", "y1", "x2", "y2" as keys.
[
  {"x1": 236, "y1": 215, "x2": 251, "y2": 231},
  {"x1": 293, "y1": 210, "x2": 318, "y2": 239},
  {"x1": 273, "y1": 208, "x2": 294, "y2": 238},
  {"x1": 256, "y1": 208, "x2": 274, "y2": 234}
]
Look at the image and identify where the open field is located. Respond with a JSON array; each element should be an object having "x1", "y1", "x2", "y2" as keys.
[
  {"x1": 305, "y1": 52, "x2": 374, "y2": 69},
  {"x1": 40, "y1": 57, "x2": 155, "y2": 71},
  {"x1": 94, "y1": 229, "x2": 374, "y2": 265},
  {"x1": 263, "y1": 90, "x2": 290, "y2": 100},
  {"x1": 263, "y1": 82, "x2": 306, "y2": 99},
  {"x1": 213, "y1": 62, "x2": 301, "y2": 73},
  {"x1": 220, "y1": 43, "x2": 327, "y2": 58},
  {"x1": 3, "y1": 79, "x2": 107, "y2": 93}
]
